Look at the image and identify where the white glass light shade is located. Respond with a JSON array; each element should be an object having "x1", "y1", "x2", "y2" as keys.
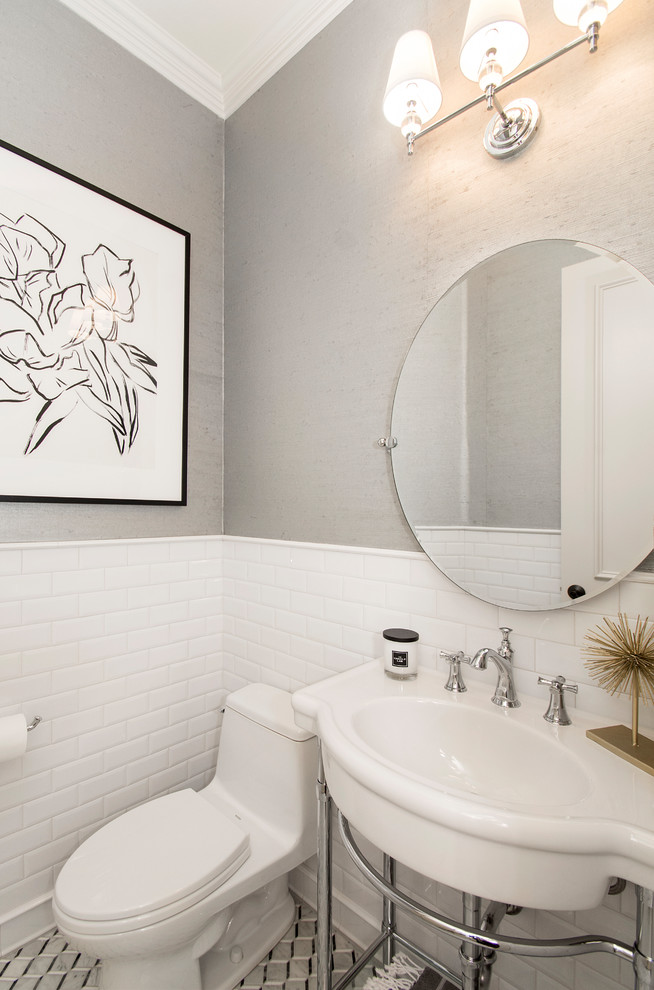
[
  {"x1": 553, "y1": 0, "x2": 623, "y2": 32},
  {"x1": 459, "y1": 0, "x2": 530, "y2": 87},
  {"x1": 383, "y1": 30, "x2": 443, "y2": 130}
]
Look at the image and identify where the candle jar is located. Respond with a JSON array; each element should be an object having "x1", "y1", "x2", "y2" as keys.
[{"x1": 383, "y1": 628, "x2": 419, "y2": 679}]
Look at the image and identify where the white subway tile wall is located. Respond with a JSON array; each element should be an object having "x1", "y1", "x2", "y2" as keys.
[
  {"x1": 2, "y1": 533, "x2": 653, "y2": 990},
  {"x1": 0, "y1": 537, "x2": 224, "y2": 955}
]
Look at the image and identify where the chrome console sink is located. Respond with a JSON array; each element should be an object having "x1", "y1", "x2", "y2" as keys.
[{"x1": 292, "y1": 659, "x2": 654, "y2": 911}]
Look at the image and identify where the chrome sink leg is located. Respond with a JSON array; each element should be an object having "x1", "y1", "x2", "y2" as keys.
[
  {"x1": 383, "y1": 855, "x2": 397, "y2": 966},
  {"x1": 460, "y1": 893, "x2": 483, "y2": 989},
  {"x1": 317, "y1": 749, "x2": 333, "y2": 990},
  {"x1": 635, "y1": 886, "x2": 654, "y2": 989},
  {"x1": 479, "y1": 901, "x2": 507, "y2": 984}
]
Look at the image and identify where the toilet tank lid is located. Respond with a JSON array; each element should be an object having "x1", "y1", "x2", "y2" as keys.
[{"x1": 226, "y1": 684, "x2": 314, "y2": 741}]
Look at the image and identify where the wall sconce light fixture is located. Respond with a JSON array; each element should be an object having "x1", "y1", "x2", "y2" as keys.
[{"x1": 383, "y1": 0, "x2": 625, "y2": 159}]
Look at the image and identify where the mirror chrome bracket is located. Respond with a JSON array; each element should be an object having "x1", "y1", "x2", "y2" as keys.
[{"x1": 377, "y1": 436, "x2": 397, "y2": 451}]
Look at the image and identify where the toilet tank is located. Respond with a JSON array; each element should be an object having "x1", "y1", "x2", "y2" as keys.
[{"x1": 211, "y1": 684, "x2": 317, "y2": 840}]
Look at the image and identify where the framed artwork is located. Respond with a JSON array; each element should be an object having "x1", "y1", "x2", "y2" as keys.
[{"x1": 0, "y1": 139, "x2": 190, "y2": 505}]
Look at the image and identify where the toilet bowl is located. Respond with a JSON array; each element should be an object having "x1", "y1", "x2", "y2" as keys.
[{"x1": 53, "y1": 684, "x2": 317, "y2": 990}]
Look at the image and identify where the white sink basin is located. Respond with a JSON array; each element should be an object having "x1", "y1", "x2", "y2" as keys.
[
  {"x1": 292, "y1": 660, "x2": 654, "y2": 911},
  {"x1": 353, "y1": 697, "x2": 592, "y2": 807}
]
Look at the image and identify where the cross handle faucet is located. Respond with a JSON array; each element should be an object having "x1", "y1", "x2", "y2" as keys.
[
  {"x1": 441, "y1": 650, "x2": 468, "y2": 693},
  {"x1": 537, "y1": 674, "x2": 578, "y2": 726}
]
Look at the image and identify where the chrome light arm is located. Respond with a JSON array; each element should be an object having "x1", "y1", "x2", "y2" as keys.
[
  {"x1": 410, "y1": 28, "x2": 595, "y2": 159},
  {"x1": 414, "y1": 30, "x2": 591, "y2": 147}
]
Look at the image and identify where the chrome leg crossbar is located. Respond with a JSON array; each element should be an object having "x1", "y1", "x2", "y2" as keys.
[{"x1": 315, "y1": 752, "x2": 654, "y2": 990}]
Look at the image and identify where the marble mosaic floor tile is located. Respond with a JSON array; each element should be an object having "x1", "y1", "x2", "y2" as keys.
[
  {"x1": 0, "y1": 929, "x2": 100, "y2": 990},
  {"x1": 0, "y1": 901, "x2": 457, "y2": 990}
]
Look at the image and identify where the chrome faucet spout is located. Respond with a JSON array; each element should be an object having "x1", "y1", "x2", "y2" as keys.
[{"x1": 470, "y1": 646, "x2": 520, "y2": 709}]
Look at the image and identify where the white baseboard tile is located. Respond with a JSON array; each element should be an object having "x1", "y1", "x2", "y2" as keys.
[{"x1": 0, "y1": 892, "x2": 54, "y2": 956}]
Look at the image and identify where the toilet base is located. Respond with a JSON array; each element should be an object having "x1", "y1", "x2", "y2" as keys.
[
  {"x1": 101, "y1": 945, "x2": 204, "y2": 990},
  {"x1": 95, "y1": 876, "x2": 297, "y2": 990},
  {"x1": 201, "y1": 879, "x2": 297, "y2": 990}
]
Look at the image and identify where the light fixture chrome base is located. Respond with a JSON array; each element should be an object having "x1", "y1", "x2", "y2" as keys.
[{"x1": 483, "y1": 97, "x2": 540, "y2": 159}]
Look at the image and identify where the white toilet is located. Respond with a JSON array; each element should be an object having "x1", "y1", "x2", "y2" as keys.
[{"x1": 53, "y1": 684, "x2": 318, "y2": 990}]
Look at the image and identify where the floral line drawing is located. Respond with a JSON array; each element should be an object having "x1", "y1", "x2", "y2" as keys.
[{"x1": 0, "y1": 213, "x2": 156, "y2": 456}]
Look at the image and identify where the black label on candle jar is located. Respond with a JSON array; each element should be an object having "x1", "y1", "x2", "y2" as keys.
[{"x1": 392, "y1": 650, "x2": 409, "y2": 668}]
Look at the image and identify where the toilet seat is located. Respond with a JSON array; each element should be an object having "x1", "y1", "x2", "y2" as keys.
[{"x1": 55, "y1": 790, "x2": 250, "y2": 929}]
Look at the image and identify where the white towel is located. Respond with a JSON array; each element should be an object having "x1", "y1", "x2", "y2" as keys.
[{"x1": 362, "y1": 953, "x2": 425, "y2": 990}]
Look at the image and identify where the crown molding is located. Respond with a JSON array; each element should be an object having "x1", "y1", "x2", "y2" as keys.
[
  {"x1": 57, "y1": 0, "x2": 354, "y2": 119},
  {"x1": 221, "y1": 0, "x2": 355, "y2": 116},
  {"x1": 58, "y1": 0, "x2": 226, "y2": 115}
]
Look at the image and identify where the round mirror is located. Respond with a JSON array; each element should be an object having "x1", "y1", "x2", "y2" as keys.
[{"x1": 391, "y1": 239, "x2": 654, "y2": 610}]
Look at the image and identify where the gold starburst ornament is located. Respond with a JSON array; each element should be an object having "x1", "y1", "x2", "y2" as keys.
[{"x1": 583, "y1": 613, "x2": 654, "y2": 775}]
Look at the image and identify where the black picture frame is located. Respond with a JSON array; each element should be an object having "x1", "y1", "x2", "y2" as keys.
[{"x1": 0, "y1": 139, "x2": 190, "y2": 505}]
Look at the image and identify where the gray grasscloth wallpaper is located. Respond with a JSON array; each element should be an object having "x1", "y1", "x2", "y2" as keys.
[
  {"x1": 0, "y1": 0, "x2": 223, "y2": 542},
  {"x1": 224, "y1": 0, "x2": 654, "y2": 556}
]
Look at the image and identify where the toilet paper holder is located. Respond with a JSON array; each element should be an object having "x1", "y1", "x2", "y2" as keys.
[{"x1": 27, "y1": 716, "x2": 42, "y2": 732}]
